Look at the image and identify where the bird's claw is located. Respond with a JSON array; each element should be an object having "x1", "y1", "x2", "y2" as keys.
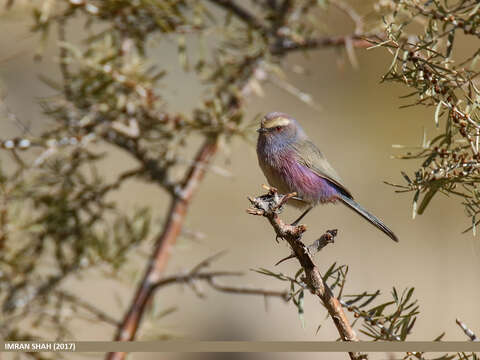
[
  {"x1": 290, "y1": 206, "x2": 313, "y2": 227},
  {"x1": 275, "y1": 253, "x2": 295, "y2": 266}
]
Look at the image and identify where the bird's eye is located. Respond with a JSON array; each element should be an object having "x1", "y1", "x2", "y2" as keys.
[{"x1": 275, "y1": 126, "x2": 282, "y2": 131}]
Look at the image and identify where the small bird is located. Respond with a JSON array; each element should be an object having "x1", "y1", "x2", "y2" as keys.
[{"x1": 256, "y1": 112, "x2": 398, "y2": 242}]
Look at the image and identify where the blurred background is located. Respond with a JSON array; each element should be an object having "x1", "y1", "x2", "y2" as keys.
[{"x1": 0, "y1": 1, "x2": 479, "y2": 360}]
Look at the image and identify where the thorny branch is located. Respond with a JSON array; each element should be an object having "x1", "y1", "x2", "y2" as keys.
[
  {"x1": 375, "y1": 0, "x2": 480, "y2": 231},
  {"x1": 275, "y1": 229, "x2": 338, "y2": 266},
  {"x1": 247, "y1": 187, "x2": 420, "y2": 348},
  {"x1": 247, "y1": 186, "x2": 365, "y2": 360}
]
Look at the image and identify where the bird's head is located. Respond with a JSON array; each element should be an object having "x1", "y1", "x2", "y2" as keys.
[{"x1": 257, "y1": 112, "x2": 304, "y2": 143}]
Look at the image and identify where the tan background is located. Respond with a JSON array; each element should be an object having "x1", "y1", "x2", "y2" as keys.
[{"x1": 0, "y1": 2, "x2": 479, "y2": 360}]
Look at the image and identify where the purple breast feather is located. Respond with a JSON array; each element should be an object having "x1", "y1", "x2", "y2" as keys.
[{"x1": 261, "y1": 148, "x2": 340, "y2": 205}]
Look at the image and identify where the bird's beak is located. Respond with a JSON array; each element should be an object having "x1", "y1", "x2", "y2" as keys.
[{"x1": 257, "y1": 128, "x2": 267, "y2": 133}]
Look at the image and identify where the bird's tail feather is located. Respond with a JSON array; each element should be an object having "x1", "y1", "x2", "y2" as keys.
[{"x1": 337, "y1": 193, "x2": 398, "y2": 242}]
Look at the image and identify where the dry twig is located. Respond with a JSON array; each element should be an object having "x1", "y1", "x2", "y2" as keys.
[
  {"x1": 247, "y1": 186, "x2": 365, "y2": 360},
  {"x1": 456, "y1": 318, "x2": 479, "y2": 341}
]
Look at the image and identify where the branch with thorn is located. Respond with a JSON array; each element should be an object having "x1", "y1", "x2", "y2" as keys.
[
  {"x1": 247, "y1": 185, "x2": 365, "y2": 360},
  {"x1": 275, "y1": 229, "x2": 338, "y2": 266}
]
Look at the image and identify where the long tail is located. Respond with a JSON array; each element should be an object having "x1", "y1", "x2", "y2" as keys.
[{"x1": 337, "y1": 193, "x2": 398, "y2": 242}]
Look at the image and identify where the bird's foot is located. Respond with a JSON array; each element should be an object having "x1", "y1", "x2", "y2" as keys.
[
  {"x1": 290, "y1": 218, "x2": 302, "y2": 226},
  {"x1": 290, "y1": 206, "x2": 313, "y2": 226},
  {"x1": 275, "y1": 253, "x2": 295, "y2": 266}
]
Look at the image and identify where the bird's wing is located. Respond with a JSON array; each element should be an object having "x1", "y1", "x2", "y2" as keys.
[{"x1": 293, "y1": 139, "x2": 354, "y2": 199}]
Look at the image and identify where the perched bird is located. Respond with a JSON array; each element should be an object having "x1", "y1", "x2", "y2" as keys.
[{"x1": 256, "y1": 112, "x2": 398, "y2": 242}]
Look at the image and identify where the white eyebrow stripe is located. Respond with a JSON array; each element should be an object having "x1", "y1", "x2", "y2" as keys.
[{"x1": 264, "y1": 117, "x2": 290, "y2": 128}]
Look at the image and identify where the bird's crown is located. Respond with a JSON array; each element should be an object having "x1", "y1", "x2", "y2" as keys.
[{"x1": 261, "y1": 112, "x2": 293, "y2": 129}]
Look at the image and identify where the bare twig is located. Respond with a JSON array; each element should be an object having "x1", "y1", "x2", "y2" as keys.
[
  {"x1": 270, "y1": 34, "x2": 379, "y2": 55},
  {"x1": 247, "y1": 186, "x2": 364, "y2": 360},
  {"x1": 456, "y1": 318, "x2": 479, "y2": 341},
  {"x1": 207, "y1": 278, "x2": 289, "y2": 299},
  {"x1": 151, "y1": 251, "x2": 289, "y2": 299},
  {"x1": 275, "y1": 229, "x2": 337, "y2": 266}
]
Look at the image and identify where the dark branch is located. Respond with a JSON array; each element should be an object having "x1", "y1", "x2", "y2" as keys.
[
  {"x1": 207, "y1": 0, "x2": 266, "y2": 30},
  {"x1": 270, "y1": 34, "x2": 378, "y2": 55},
  {"x1": 152, "y1": 270, "x2": 289, "y2": 300},
  {"x1": 207, "y1": 278, "x2": 289, "y2": 299}
]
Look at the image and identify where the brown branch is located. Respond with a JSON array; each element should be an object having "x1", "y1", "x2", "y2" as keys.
[
  {"x1": 107, "y1": 137, "x2": 218, "y2": 360},
  {"x1": 151, "y1": 271, "x2": 289, "y2": 300},
  {"x1": 151, "y1": 251, "x2": 289, "y2": 299},
  {"x1": 207, "y1": 278, "x2": 289, "y2": 299},
  {"x1": 275, "y1": 229, "x2": 337, "y2": 266},
  {"x1": 154, "y1": 271, "x2": 242, "y2": 288},
  {"x1": 247, "y1": 186, "x2": 364, "y2": 360},
  {"x1": 270, "y1": 34, "x2": 379, "y2": 55}
]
